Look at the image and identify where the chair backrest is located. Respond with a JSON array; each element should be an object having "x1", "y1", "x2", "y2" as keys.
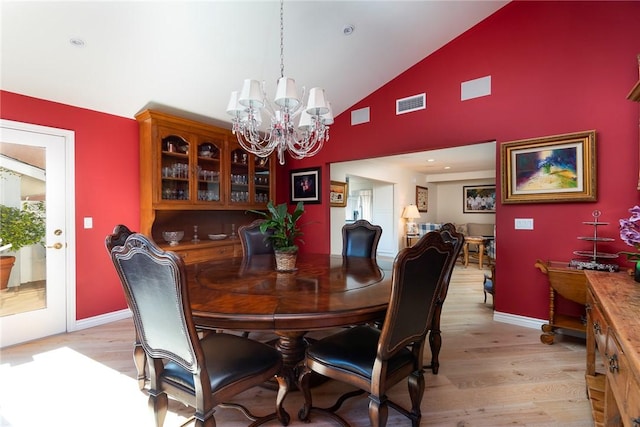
[
  {"x1": 238, "y1": 219, "x2": 274, "y2": 257},
  {"x1": 110, "y1": 233, "x2": 203, "y2": 374},
  {"x1": 341, "y1": 219, "x2": 382, "y2": 258},
  {"x1": 435, "y1": 222, "x2": 465, "y2": 301},
  {"x1": 377, "y1": 231, "x2": 455, "y2": 359},
  {"x1": 105, "y1": 224, "x2": 135, "y2": 253}
]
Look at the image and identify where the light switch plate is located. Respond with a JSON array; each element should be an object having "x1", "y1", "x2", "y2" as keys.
[
  {"x1": 514, "y1": 218, "x2": 533, "y2": 230},
  {"x1": 84, "y1": 217, "x2": 93, "y2": 229}
]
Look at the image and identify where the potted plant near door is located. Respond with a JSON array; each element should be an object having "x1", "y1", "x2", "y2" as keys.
[
  {"x1": 0, "y1": 201, "x2": 46, "y2": 290},
  {"x1": 250, "y1": 201, "x2": 305, "y2": 271}
]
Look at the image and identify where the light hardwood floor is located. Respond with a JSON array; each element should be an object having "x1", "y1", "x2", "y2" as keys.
[{"x1": 0, "y1": 265, "x2": 593, "y2": 426}]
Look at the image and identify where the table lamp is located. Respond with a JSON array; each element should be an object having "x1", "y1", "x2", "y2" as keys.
[{"x1": 402, "y1": 204, "x2": 421, "y2": 236}]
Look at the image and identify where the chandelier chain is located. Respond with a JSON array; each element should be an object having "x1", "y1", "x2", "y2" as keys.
[{"x1": 280, "y1": 0, "x2": 284, "y2": 79}]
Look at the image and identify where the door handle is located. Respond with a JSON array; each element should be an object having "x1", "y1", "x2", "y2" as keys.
[{"x1": 47, "y1": 243, "x2": 63, "y2": 249}]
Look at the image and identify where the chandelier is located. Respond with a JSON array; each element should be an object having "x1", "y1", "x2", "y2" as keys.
[{"x1": 226, "y1": 0, "x2": 332, "y2": 165}]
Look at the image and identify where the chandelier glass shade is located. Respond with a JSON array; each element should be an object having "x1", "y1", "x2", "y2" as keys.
[{"x1": 226, "y1": 0, "x2": 332, "y2": 165}]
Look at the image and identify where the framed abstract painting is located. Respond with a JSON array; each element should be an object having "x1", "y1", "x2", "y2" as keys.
[{"x1": 501, "y1": 130, "x2": 596, "y2": 204}]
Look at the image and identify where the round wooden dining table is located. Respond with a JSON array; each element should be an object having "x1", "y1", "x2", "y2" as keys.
[{"x1": 188, "y1": 253, "x2": 393, "y2": 383}]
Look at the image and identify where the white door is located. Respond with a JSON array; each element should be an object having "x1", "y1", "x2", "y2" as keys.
[{"x1": 0, "y1": 120, "x2": 75, "y2": 348}]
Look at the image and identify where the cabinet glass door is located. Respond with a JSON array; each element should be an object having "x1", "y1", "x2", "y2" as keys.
[
  {"x1": 254, "y1": 156, "x2": 271, "y2": 204},
  {"x1": 196, "y1": 138, "x2": 222, "y2": 203},
  {"x1": 160, "y1": 134, "x2": 190, "y2": 201},
  {"x1": 230, "y1": 147, "x2": 249, "y2": 205}
]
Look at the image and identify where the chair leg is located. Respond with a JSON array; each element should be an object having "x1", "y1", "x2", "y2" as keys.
[
  {"x1": 149, "y1": 391, "x2": 168, "y2": 427},
  {"x1": 427, "y1": 329, "x2": 441, "y2": 374},
  {"x1": 368, "y1": 395, "x2": 389, "y2": 427},
  {"x1": 407, "y1": 370, "x2": 424, "y2": 426},
  {"x1": 484, "y1": 290, "x2": 487, "y2": 304},
  {"x1": 133, "y1": 338, "x2": 147, "y2": 390},
  {"x1": 427, "y1": 304, "x2": 443, "y2": 374}
]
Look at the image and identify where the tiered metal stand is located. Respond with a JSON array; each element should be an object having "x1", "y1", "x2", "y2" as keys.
[{"x1": 570, "y1": 210, "x2": 619, "y2": 272}]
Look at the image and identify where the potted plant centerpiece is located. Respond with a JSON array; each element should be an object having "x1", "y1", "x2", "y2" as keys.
[
  {"x1": 0, "y1": 201, "x2": 46, "y2": 290},
  {"x1": 250, "y1": 200, "x2": 305, "y2": 271}
]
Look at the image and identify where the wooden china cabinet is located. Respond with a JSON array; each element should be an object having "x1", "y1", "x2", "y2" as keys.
[
  {"x1": 629, "y1": 54, "x2": 640, "y2": 190},
  {"x1": 135, "y1": 109, "x2": 275, "y2": 264}
]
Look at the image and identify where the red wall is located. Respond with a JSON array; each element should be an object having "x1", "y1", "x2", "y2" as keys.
[
  {"x1": 283, "y1": 1, "x2": 640, "y2": 320},
  {"x1": 0, "y1": 91, "x2": 139, "y2": 319},
  {"x1": 2, "y1": 1, "x2": 639, "y2": 323}
]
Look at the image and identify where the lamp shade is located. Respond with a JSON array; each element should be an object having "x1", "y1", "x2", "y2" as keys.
[
  {"x1": 305, "y1": 87, "x2": 330, "y2": 115},
  {"x1": 226, "y1": 91, "x2": 247, "y2": 117},
  {"x1": 402, "y1": 204, "x2": 421, "y2": 220},
  {"x1": 298, "y1": 110, "x2": 313, "y2": 131},
  {"x1": 321, "y1": 102, "x2": 334, "y2": 125},
  {"x1": 239, "y1": 79, "x2": 265, "y2": 108},
  {"x1": 274, "y1": 77, "x2": 300, "y2": 109}
]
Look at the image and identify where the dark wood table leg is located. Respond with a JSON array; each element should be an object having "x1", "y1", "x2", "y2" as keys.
[{"x1": 261, "y1": 330, "x2": 326, "y2": 390}]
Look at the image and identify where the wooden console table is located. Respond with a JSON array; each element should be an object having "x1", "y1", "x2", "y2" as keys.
[
  {"x1": 534, "y1": 260, "x2": 587, "y2": 345},
  {"x1": 585, "y1": 270, "x2": 640, "y2": 427}
]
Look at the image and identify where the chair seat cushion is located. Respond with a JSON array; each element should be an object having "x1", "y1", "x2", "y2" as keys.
[
  {"x1": 162, "y1": 333, "x2": 281, "y2": 392},
  {"x1": 483, "y1": 278, "x2": 493, "y2": 293},
  {"x1": 306, "y1": 325, "x2": 414, "y2": 380}
]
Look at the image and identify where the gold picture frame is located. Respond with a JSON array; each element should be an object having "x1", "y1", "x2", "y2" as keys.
[
  {"x1": 330, "y1": 180, "x2": 348, "y2": 207},
  {"x1": 501, "y1": 130, "x2": 596, "y2": 204}
]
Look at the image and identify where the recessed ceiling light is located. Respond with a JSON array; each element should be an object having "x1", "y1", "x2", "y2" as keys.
[
  {"x1": 69, "y1": 37, "x2": 85, "y2": 48},
  {"x1": 427, "y1": 159, "x2": 435, "y2": 162},
  {"x1": 444, "y1": 166, "x2": 451, "y2": 170},
  {"x1": 343, "y1": 25, "x2": 355, "y2": 36}
]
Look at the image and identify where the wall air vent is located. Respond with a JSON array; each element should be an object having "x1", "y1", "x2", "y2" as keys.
[{"x1": 396, "y1": 93, "x2": 426, "y2": 115}]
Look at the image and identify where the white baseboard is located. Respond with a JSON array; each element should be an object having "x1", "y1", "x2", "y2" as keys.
[
  {"x1": 493, "y1": 310, "x2": 545, "y2": 330},
  {"x1": 71, "y1": 308, "x2": 132, "y2": 332},
  {"x1": 70, "y1": 308, "x2": 545, "y2": 336}
]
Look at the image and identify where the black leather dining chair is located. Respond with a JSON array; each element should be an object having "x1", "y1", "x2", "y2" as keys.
[
  {"x1": 105, "y1": 224, "x2": 135, "y2": 252},
  {"x1": 105, "y1": 224, "x2": 148, "y2": 390},
  {"x1": 341, "y1": 219, "x2": 382, "y2": 258},
  {"x1": 298, "y1": 231, "x2": 456, "y2": 427},
  {"x1": 239, "y1": 219, "x2": 274, "y2": 257},
  {"x1": 425, "y1": 222, "x2": 465, "y2": 374},
  {"x1": 109, "y1": 233, "x2": 290, "y2": 427}
]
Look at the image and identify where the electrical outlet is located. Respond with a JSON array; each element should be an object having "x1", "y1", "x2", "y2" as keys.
[{"x1": 514, "y1": 218, "x2": 533, "y2": 230}]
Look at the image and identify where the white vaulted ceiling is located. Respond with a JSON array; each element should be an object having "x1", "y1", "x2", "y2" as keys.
[{"x1": 1, "y1": 1, "x2": 508, "y2": 125}]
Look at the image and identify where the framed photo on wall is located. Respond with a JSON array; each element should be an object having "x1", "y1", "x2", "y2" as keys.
[
  {"x1": 291, "y1": 167, "x2": 321, "y2": 204},
  {"x1": 463, "y1": 185, "x2": 496, "y2": 213},
  {"x1": 329, "y1": 181, "x2": 348, "y2": 207},
  {"x1": 416, "y1": 186, "x2": 428, "y2": 212},
  {"x1": 501, "y1": 130, "x2": 596, "y2": 204}
]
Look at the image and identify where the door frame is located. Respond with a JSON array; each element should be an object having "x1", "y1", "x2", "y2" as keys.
[{"x1": 0, "y1": 119, "x2": 76, "y2": 335}]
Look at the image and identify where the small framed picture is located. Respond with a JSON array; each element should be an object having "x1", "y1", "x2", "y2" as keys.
[
  {"x1": 416, "y1": 186, "x2": 428, "y2": 212},
  {"x1": 330, "y1": 181, "x2": 348, "y2": 207},
  {"x1": 463, "y1": 185, "x2": 496, "y2": 213},
  {"x1": 290, "y1": 167, "x2": 321, "y2": 204}
]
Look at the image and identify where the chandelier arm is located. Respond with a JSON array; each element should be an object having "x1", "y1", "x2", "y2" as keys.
[{"x1": 236, "y1": 131, "x2": 276, "y2": 158}]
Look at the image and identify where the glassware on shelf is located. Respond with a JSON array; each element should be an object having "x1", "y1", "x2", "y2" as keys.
[{"x1": 192, "y1": 225, "x2": 200, "y2": 243}]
